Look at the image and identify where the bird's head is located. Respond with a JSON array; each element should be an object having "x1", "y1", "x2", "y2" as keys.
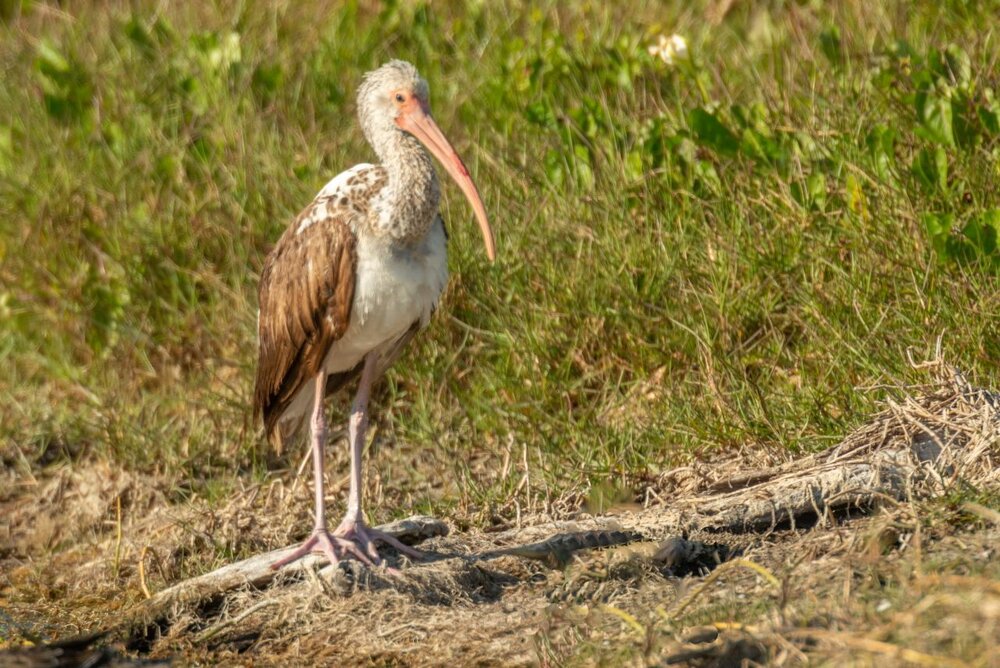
[{"x1": 357, "y1": 60, "x2": 495, "y2": 262}]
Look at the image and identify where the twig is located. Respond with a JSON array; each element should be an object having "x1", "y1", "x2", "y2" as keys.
[
  {"x1": 113, "y1": 515, "x2": 448, "y2": 632},
  {"x1": 113, "y1": 496, "x2": 123, "y2": 579},
  {"x1": 138, "y1": 546, "x2": 152, "y2": 599}
]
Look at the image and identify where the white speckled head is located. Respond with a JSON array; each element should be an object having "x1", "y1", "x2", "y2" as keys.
[
  {"x1": 355, "y1": 60, "x2": 496, "y2": 261},
  {"x1": 357, "y1": 60, "x2": 430, "y2": 155}
]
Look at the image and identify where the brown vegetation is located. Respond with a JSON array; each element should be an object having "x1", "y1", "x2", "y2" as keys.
[{"x1": 3, "y1": 360, "x2": 998, "y2": 665}]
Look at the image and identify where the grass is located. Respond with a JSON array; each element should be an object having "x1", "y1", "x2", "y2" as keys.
[
  {"x1": 536, "y1": 496, "x2": 1000, "y2": 666},
  {"x1": 1, "y1": 0, "x2": 999, "y2": 537}
]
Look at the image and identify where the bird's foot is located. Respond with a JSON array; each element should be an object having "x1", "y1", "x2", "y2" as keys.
[{"x1": 271, "y1": 519, "x2": 425, "y2": 572}]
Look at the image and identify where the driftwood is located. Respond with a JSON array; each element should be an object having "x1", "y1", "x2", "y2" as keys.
[
  {"x1": 122, "y1": 515, "x2": 450, "y2": 629},
  {"x1": 112, "y1": 361, "x2": 1000, "y2": 635}
]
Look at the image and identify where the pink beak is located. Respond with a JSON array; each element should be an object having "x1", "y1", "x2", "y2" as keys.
[{"x1": 396, "y1": 98, "x2": 496, "y2": 262}]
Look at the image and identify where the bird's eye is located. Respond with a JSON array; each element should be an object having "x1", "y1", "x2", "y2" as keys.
[{"x1": 395, "y1": 93, "x2": 405, "y2": 103}]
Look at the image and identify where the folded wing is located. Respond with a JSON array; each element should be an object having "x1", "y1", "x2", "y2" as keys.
[{"x1": 253, "y1": 166, "x2": 387, "y2": 444}]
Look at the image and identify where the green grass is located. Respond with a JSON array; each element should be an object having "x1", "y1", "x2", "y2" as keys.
[{"x1": 1, "y1": 0, "x2": 999, "y2": 515}]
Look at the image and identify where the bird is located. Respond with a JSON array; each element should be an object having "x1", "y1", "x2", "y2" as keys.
[{"x1": 252, "y1": 60, "x2": 495, "y2": 570}]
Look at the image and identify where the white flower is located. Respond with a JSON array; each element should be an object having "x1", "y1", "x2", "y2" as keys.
[{"x1": 648, "y1": 33, "x2": 688, "y2": 66}]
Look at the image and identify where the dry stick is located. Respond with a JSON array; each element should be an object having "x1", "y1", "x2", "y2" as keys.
[
  {"x1": 132, "y1": 443, "x2": 946, "y2": 621},
  {"x1": 138, "y1": 546, "x2": 152, "y2": 599},
  {"x1": 375, "y1": 620, "x2": 430, "y2": 641},
  {"x1": 113, "y1": 495, "x2": 123, "y2": 579},
  {"x1": 113, "y1": 515, "x2": 448, "y2": 632},
  {"x1": 107, "y1": 372, "x2": 997, "y2": 641}
]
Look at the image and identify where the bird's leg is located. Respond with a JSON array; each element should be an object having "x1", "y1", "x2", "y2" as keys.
[
  {"x1": 310, "y1": 371, "x2": 330, "y2": 533},
  {"x1": 271, "y1": 372, "x2": 374, "y2": 570},
  {"x1": 271, "y1": 359, "x2": 421, "y2": 572},
  {"x1": 330, "y1": 352, "x2": 423, "y2": 563}
]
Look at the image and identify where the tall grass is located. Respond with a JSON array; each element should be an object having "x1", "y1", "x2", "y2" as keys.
[{"x1": 1, "y1": 0, "x2": 998, "y2": 514}]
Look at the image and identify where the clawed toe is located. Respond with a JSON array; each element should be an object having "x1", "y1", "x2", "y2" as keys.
[{"x1": 270, "y1": 521, "x2": 424, "y2": 572}]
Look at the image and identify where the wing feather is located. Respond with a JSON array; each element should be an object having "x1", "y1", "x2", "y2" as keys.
[{"x1": 253, "y1": 166, "x2": 387, "y2": 445}]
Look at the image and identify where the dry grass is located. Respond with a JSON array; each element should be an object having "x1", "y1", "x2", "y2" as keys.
[{"x1": 2, "y1": 359, "x2": 998, "y2": 665}]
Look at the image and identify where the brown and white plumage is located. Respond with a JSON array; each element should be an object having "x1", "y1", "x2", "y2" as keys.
[
  {"x1": 253, "y1": 164, "x2": 383, "y2": 444},
  {"x1": 253, "y1": 201, "x2": 357, "y2": 444},
  {"x1": 252, "y1": 60, "x2": 494, "y2": 570}
]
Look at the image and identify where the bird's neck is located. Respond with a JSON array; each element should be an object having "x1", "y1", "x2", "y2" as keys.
[{"x1": 371, "y1": 132, "x2": 440, "y2": 246}]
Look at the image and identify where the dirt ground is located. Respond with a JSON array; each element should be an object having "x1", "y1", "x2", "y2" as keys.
[{"x1": 2, "y1": 363, "x2": 999, "y2": 666}]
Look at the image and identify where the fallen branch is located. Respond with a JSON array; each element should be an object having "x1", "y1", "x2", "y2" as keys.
[{"x1": 116, "y1": 515, "x2": 448, "y2": 631}]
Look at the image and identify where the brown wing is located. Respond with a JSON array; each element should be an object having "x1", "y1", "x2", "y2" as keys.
[
  {"x1": 254, "y1": 166, "x2": 389, "y2": 447},
  {"x1": 253, "y1": 206, "x2": 357, "y2": 446}
]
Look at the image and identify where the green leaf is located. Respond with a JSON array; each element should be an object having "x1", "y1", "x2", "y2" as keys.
[
  {"x1": 124, "y1": 16, "x2": 156, "y2": 57},
  {"x1": 543, "y1": 148, "x2": 564, "y2": 187},
  {"x1": 625, "y1": 149, "x2": 643, "y2": 181},
  {"x1": 252, "y1": 62, "x2": 283, "y2": 104},
  {"x1": 962, "y1": 215, "x2": 997, "y2": 256},
  {"x1": 924, "y1": 211, "x2": 1000, "y2": 268},
  {"x1": 818, "y1": 26, "x2": 843, "y2": 66},
  {"x1": 573, "y1": 144, "x2": 594, "y2": 190},
  {"x1": 693, "y1": 159, "x2": 721, "y2": 194},
  {"x1": 0, "y1": 125, "x2": 11, "y2": 175},
  {"x1": 808, "y1": 172, "x2": 827, "y2": 210},
  {"x1": 923, "y1": 212, "x2": 953, "y2": 239},
  {"x1": 639, "y1": 117, "x2": 667, "y2": 169},
  {"x1": 845, "y1": 173, "x2": 868, "y2": 220},
  {"x1": 524, "y1": 100, "x2": 556, "y2": 128},
  {"x1": 949, "y1": 90, "x2": 979, "y2": 147},
  {"x1": 865, "y1": 124, "x2": 897, "y2": 181},
  {"x1": 982, "y1": 209, "x2": 1000, "y2": 233},
  {"x1": 912, "y1": 146, "x2": 949, "y2": 192},
  {"x1": 35, "y1": 40, "x2": 70, "y2": 76},
  {"x1": 34, "y1": 41, "x2": 93, "y2": 123},
  {"x1": 916, "y1": 91, "x2": 955, "y2": 146},
  {"x1": 938, "y1": 44, "x2": 972, "y2": 88},
  {"x1": 934, "y1": 145, "x2": 949, "y2": 191},
  {"x1": 922, "y1": 212, "x2": 954, "y2": 261},
  {"x1": 688, "y1": 108, "x2": 739, "y2": 157},
  {"x1": 978, "y1": 90, "x2": 1000, "y2": 137},
  {"x1": 83, "y1": 262, "x2": 131, "y2": 357}
]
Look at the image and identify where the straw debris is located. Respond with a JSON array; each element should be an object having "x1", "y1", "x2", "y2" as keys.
[{"x1": 2, "y1": 358, "x2": 997, "y2": 665}]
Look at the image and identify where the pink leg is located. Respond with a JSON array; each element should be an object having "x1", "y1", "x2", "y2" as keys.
[
  {"x1": 272, "y1": 356, "x2": 422, "y2": 572},
  {"x1": 331, "y1": 352, "x2": 423, "y2": 563}
]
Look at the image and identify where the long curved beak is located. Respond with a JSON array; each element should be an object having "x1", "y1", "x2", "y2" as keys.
[{"x1": 396, "y1": 100, "x2": 496, "y2": 262}]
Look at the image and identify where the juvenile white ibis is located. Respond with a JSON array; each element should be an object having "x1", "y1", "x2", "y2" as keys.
[{"x1": 253, "y1": 61, "x2": 495, "y2": 570}]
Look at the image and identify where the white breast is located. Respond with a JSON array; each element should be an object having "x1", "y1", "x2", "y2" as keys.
[{"x1": 323, "y1": 217, "x2": 448, "y2": 374}]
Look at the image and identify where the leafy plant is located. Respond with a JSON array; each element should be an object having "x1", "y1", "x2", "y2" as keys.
[
  {"x1": 34, "y1": 41, "x2": 93, "y2": 123},
  {"x1": 924, "y1": 210, "x2": 1000, "y2": 269}
]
